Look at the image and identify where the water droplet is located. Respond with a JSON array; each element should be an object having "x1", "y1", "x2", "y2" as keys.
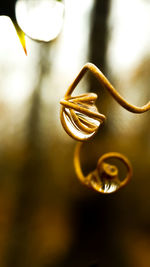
[
  {"x1": 89, "y1": 172, "x2": 120, "y2": 193},
  {"x1": 16, "y1": 0, "x2": 64, "y2": 42},
  {"x1": 62, "y1": 105, "x2": 101, "y2": 140},
  {"x1": 60, "y1": 93, "x2": 105, "y2": 140}
]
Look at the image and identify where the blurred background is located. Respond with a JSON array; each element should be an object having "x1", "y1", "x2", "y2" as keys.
[{"x1": 0, "y1": 0, "x2": 150, "y2": 266}]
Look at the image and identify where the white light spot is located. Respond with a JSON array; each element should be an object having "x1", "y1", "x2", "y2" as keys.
[{"x1": 16, "y1": 0, "x2": 64, "y2": 42}]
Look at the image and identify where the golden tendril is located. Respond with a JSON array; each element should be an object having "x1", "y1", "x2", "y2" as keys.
[
  {"x1": 60, "y1": 62, "x2": 150, "y2": 141},
  {"x1": 74, "y1": 142, "x2": 132, "y2": 194},
  {"x1": 60, "y1": 62, "x2": 150, "y2": 193}
]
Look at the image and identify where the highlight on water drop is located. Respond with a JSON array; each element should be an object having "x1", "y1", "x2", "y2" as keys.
[{"x1": 60, "y1": 93, "x2": 105, "y2": 141}]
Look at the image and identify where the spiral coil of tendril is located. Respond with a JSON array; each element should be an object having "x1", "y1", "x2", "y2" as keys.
[
  {"x1": 74, "y1": 143, "x2": 132, "y2": 194},
  {"x1": 60, "y1": 62, "x2": 150, "y2": 194}
]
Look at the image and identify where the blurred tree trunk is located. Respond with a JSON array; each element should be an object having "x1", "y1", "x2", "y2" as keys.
[
  {"x1": 89, "y1": 0, "x2": 110, "y2": 73},
  {"x1": 5, "y1": 44, "x2": 51, "y2": 267},
  {"x1": 88, "y1": 0, "x2": 111, "y2": 133}
]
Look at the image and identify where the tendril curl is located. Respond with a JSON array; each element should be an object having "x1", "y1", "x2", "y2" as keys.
[
  {"x1": 60, "y1": 62, "x2": 150, "y2": 193},
  {"x1": 60, "y1": 62, "x2": 150, "y2": 141},
  {"x1": 74, "y1": 142, "x2": 132, "y2": 194}
]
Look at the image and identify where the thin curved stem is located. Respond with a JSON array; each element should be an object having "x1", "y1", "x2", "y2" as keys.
[
  {"x1": 60, "y1": 99, "x2": 105, "y2": 121},
  {"x1": 65, "y1": 63, "x2": 150, "y2": 113},
  {"x1": 74, "y1": 142, "x2": 89, "y2": 185}
]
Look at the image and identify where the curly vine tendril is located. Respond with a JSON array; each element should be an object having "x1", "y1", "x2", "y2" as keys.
[
  {"x1": 60, "y1": 62, "x2": 150, "y2": 193},
  {"x1": 74, "y1": 142, "x2": 133, "y2": 194}
]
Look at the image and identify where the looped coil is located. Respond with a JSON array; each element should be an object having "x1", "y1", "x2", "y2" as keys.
[{"x1": 74, "y1": 142, "x2": 132, "y2": 194}]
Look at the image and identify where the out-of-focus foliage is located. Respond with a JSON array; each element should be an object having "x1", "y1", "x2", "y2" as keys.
[{"x1": 0, "y1": 0, "x2": 149, "y2": 267}]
